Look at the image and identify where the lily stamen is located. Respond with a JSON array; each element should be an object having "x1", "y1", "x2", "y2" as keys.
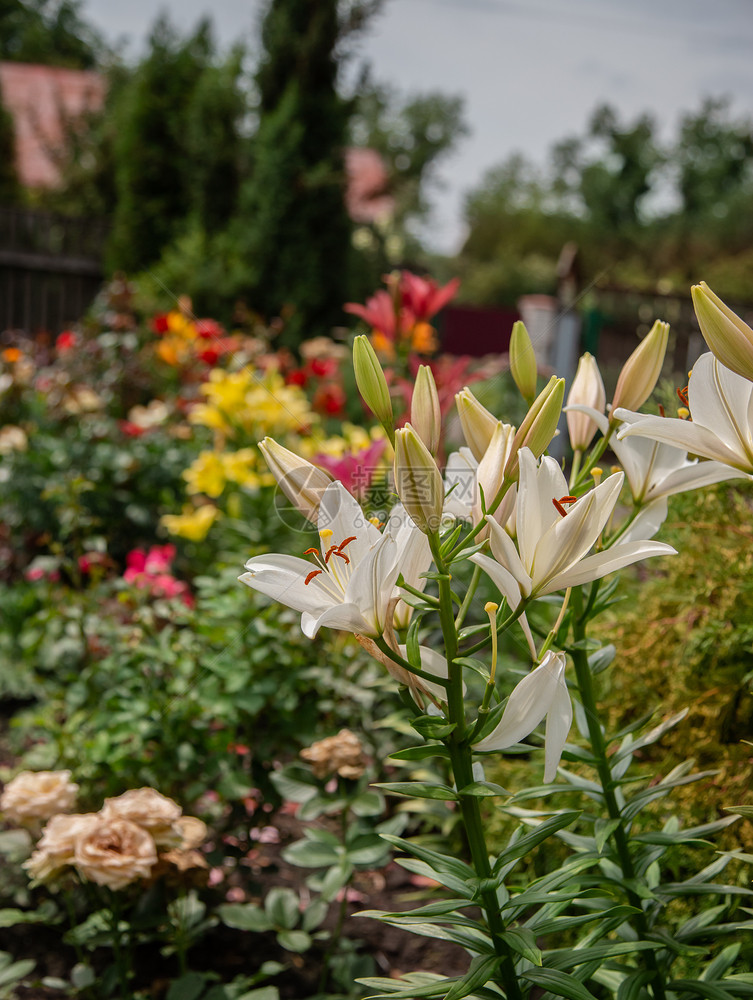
[
  {"x1": 677, "y1": 385, "x2": 689, "y2": 407},
  {"x1": 552, "y1": 495, "x2": 577, "y2": 517},
  {"x1": 304, "y1": 570, "x2": 323, "y2": 586}
]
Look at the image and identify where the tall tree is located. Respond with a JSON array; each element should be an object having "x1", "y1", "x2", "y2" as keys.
[
  {"x1": 233, "y1": 0, "x2": 357, "y2": 346},
  {"x1": 106, "y1": 18, "x2": 217, "y2": 273},
  {"x1": 0, "y1": 0, "x2": 102, "y2": 68},
  {"x1": 0, "y1": 83, "x2": 20, "y2": 204}
]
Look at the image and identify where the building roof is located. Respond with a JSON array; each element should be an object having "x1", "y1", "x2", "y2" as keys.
[{"x1": 0, "y1": 62, "x2": 105, "y2": 188}]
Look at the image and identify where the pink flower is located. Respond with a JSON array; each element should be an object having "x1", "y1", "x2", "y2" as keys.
[
  {"x1": 400, "y1": 272, "x2": 459, "y2": 323},
  {"x1": 196, "y1": 318, "x2": 224, "y2": 340},
  {"x1": 344, "y1": 290, "x2": 406, "y2": 343},
  {"x1": 313, "y1": 438, "x2": 387, "y2": 498},
  {"x1": 122, "y1": 546, "x2": 192, "y2": 606}
]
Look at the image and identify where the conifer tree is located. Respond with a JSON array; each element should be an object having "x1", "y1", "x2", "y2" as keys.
[{"x1": 234, "y1": 0, "x2": 354, "y2": 347}]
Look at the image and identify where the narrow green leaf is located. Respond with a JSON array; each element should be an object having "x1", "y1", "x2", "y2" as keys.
[
  {"x1": 388, "y1": 744, "x2": 450, "y2": 762},
  {"x1": 502, "y1": 927, "x2": 542, "y2": 965},
  {"x1": 444, "y1": 956, "x2": 500, "y2": 1000},
  {"x1": 458, "y1": 781, "x2": 510, "y2": 798},
  {"x1": 595, "y1": 818, "x2": 622, "y2": 854},
  {"x1": 494, "y1": 811, "x2": 581, "y2": 872},
  {"x1": 381, "y1": 835, "x2": 476, "y2": 881},
  {"x1": 669, "y1": 981, "x2": 734, "y2": 1000},
  {"x1": 521, "y1": 967, "x2": 599, "y2": 1000},
  {"x1": 616, "y1": 971, "x2": 654, "y2": 1000},
  {"x1": 375, "y1": 781, "x2": 458, "y2": 801}
]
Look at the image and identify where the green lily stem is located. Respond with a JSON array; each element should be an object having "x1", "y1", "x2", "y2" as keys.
[
  {"x1": 373, "y1": 636, "x2": 450, "y2": 689},
  {"x1": 569, "y1": 449, "x2": 582, "y2": 491},
  {"x1": 398, "y1": 577, "x2": 440, "y2": 605},
  {"x1": 570, "y1": 587, "x2": 667, "y2": 1000},
  {"x1": 572, "y1": 422, "x2": 616, "y2": 491},
  {"x1": 445, "y1": 477, "x2": 515, "y2": 563},
  {"x1": 455, "y1": 564, "x2": 482, "y2": 629},
  {"x1": 428, "y1": 532, "x2": 524, "y2": 1000}
]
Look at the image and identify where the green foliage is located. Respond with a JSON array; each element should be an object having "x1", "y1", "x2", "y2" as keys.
[
  {"x1": 0, "y1": 89, "x2": 20, "y2": 205},
  {"x1": 457, "y1": 98, "x2": 753, "y2": 305},
  {"x1": 600, "y1": 482, "x2": 753, "y2": 844},
  {"x1": 0, "y1": 0, "x2": 102, "y2": 68},
  {"x1": 233, "y1": 0, "x2": 355, "y2": 346},
  {"x1": 106, "y1": 17, "x2": 245, "y2": 275}
]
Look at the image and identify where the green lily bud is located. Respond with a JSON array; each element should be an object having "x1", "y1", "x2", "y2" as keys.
[
  {"x1": 504, "y1": 375, "x2": 565, "y2": 481},
  {"x1": 353, "y1": 335, "x2": 395, "y2": 444},
  {"x1": 393, "y1": 424, "x2": 444, "y2": 534},
  {"x1": 259, "y1": 437, "x2": 333, "y2": 524},
  {"x1": 411, "y1": 365, "x2": 441, "y2": 455},
  {"x1": 509, "y1": 320, "x2": 537, "y2": 404},
  {"x1": 692, "y1": 282, "x2": 753, "y2": 382},
  {"x1": 455, "y1": 387, "x2": 499, "y2": 461},
  {"x1": 611, "y1": 320, "x2": 669, "y2": 415}
]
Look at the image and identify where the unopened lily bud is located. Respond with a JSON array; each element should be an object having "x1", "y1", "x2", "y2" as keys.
[
  {"x1": 611, "y1": 320, "x2": 669, "y2": 415},
  {"x1": 393, "y1": 424, "x2": 444, "y2": 534},
  {"x1": 353, "y1": 335, "x2": 395, "y2": 444},
  {"x1": 692, "y1": 282, "x2": 753, "y2": 382},
  {"x1": 259, "y1": 438, "x2": 333, "y2": 524},
  {"x1": 505, "y1": 376, "x2": 565, "y2": 481},
  {"x1": 411, "y1": 365, "x2": 441, "y2": 454},
  {"x1": 566, "y1": 353, "x2": 605, "y2": 450},
  {"x1": 455, "y1": 387, "x2": 498, "y2": 461},
  {"x1": 509, "y1": 321, "x2": 537, "y2": 404}
]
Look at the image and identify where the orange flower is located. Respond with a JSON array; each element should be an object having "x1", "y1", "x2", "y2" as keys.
[{"x1": 1, "y1": 348, "x2": 21, "y2": 363}]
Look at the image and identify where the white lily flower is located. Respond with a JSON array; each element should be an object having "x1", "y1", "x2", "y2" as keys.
[
  {"x1": 474, "y1": 651, "x2": 572, "y2": 782},
  {"x1": 568, "y1": 404, "x2": 748, "y2": 508},
  {"x1": 470, "y1": 449, "x2": 675, "y2": 642},
  {"x1": 615, "y1": 353, "x2": 753, "y2": 474},
  {"x1": 443, "y1": 425, "x2": 517, "y2": 530},
  {"x1": 240, "y1": 481, "x2": 428, "y2": 638}
]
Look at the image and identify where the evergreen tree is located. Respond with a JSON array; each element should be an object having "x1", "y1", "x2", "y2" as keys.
[
  {"x1": 106, "y1": 18, "x2": 215, "y2": 273},
  {"x1": 0, "y1": 87, "x2": 20, "y2": 204},
  {"x1": 0, "y1": 0, "x2": 102, "y2": 69},
  {"x1": 234, "y1": 0, "x2": 354, "y2": 347}
]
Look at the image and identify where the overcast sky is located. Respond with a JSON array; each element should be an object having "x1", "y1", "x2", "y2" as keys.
[{"x1": 81, "y1": 0, "x2": 753, "y2": 252}]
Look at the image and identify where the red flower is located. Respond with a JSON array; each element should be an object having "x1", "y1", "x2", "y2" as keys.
[
  {"x1": 286, "y1": 369, "x2": 307, "y2": 387},
  {"x1": 56, "y1": 330, "x2": 77, "y2": 352},
  {"x1": 119, "y1": 421, "x2": 146, "y2": 437},
  {"x1": 198, "y1": 347, "x2": 220, "y2": 366},
  {"x1": 309, "y1": 357, "x2": 338, "y2": 379},
  {"x1": 151, "y1": 314, "x2": 170, "y2": 334}
]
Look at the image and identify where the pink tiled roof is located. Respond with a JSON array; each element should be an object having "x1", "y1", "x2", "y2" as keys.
[
  {"x1": 344, "y1": 146, "x2": 395, "y2": 224},
  {"x1": 0, "y1": 62, "x2": 106, "y2": 188}
]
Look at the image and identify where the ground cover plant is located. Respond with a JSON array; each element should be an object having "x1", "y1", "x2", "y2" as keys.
[{"x1": 0, "y1": 274, "x2": 751, "y2": 998}]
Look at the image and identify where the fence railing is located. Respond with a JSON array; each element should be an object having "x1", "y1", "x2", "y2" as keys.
[{"x1": 0, "y1": 206, "x2": 107, "y2": 337}]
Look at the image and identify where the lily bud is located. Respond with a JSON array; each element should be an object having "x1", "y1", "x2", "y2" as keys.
[
  {"x1": 566, "y1": 353, "x2": 605, "y2": 450},
  {"x1": 504, "y1": 376, "x2": 565, "y2": 481},
  {"x1": 455, "y1": 387, "x2": 498, "y2": 461},
  {"x1": 411, "y1": 365, "x2": 441, "y2": 454},
  {"x1": 353, "y1": 335, "x2": 395, "y2": 444},
  {"x1": 393, "y1": 424, "x2": 444, "y2": 534},
  {"x1": 692, "y1": 282, "x2": 753, "y2": 382},
  {"x1": 509, "y1": 321, "x2": 537, "y2": 404},
  {"x1": 611, "y1": 320, "x2": 669, "y2": 415},
  {"x1": 259, "y1": 437, "x2": 333, "y2": 524}
]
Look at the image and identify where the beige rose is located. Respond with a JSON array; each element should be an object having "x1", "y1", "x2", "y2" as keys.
[
  {"x1": 100, "y1": 788, "x2": 182, "y2": 846},
  {"x1": 74, "y1": 818, "x2": 157, "y2": 890},
  {"x1": 174, "y1": 815, "x2": 208, "y2": 850},
  {"x1": 300, "y1": 729, "x2": 367, "y2": 780},
  {"x1": 24, "y1": 813, "x2": 100, "y2": 882},
  {"x1": 0, "y1": 770, "x2": 79, "y2": 826}
]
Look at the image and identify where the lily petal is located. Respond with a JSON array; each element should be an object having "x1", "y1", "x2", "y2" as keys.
[{"x1": 545, "y1": 540, "x2": 676, "y2": 593}]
